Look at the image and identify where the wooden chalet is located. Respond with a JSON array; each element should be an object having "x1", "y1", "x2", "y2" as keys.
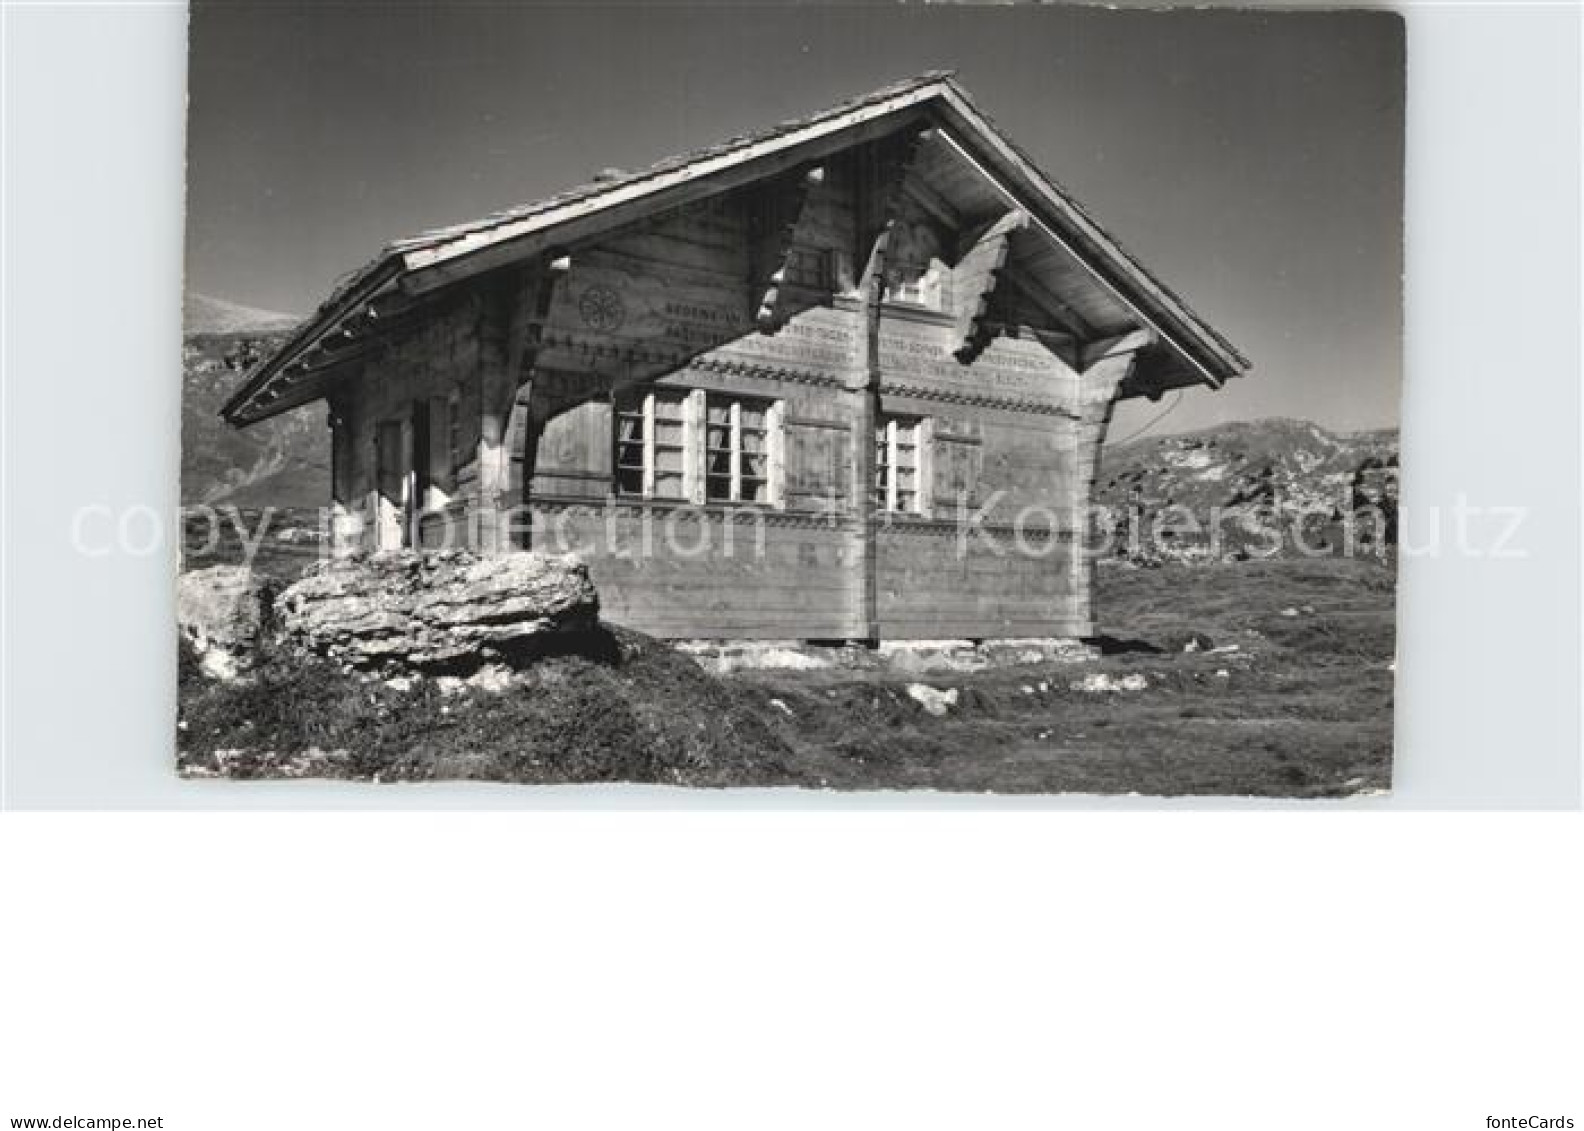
[{"x1": 222, "y1": 73, "x2": 1249, "y2": 641}]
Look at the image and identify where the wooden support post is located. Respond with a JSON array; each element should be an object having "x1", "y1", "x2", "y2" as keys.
[
  {"x1": 843, "y1": 126, "x2": 933, "y2": 643},
  {"x1": 508, "y1": 255, "x2": 571, "y2": 550},
  {"x1": 476, "y1": 255, "x2": 570, "y2": 553},
  {"x1": 476, "y1": 286, "x2": 515, "y2": 554},
  {"x1": 326, "y1": 400, "x2": 363, "y2": 557},
  {"x1": 1063, "y1": 329, "x2": 1153, "y2": 635},
  {"x1": 846, "y1": 243, "x2": 887, "y2": 643}
]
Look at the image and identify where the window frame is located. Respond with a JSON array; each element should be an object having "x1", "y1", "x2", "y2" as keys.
[
  {"x1": 705, "y1": 392, "x2": 777, "y2": 506},
  {"x1": 614, "y1": 387, "x2": 783, "y2": 508},
  {"x1": 882, "y1": 260, "x2": 950, "y2": 313},
  {"x1": 784, "y1": 247, "x2": 835, "y2": 292},
  {"x1": 875, "y1": 414, "x2": 933, "y2": 516},
  {"x1": 614, "y1": 388, "x2": 688, "y2": 502}
]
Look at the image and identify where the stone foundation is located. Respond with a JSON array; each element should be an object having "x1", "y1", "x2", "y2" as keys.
[{"x1": 674, "y1": 636, "x2": 1098, "y2": 676}]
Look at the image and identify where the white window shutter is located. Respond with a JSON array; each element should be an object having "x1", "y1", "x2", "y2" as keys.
[
  {"x1": 728, "y1": 400, "x2": 743, "y2": 503},
  {"x1": 917, "y1": 417, "x2": 935, "y2": 516},
  {"x1": 885, "y1": 419, "x2": 899, "y2": 512},
  {"x1": 683, "y1": 388, "x2": 706, "y2": 504},
  {"x1": 641, "y1": 392, "x2": 656, "y2": 499},
  {"x1": 767, "y1": 401, "x2": 786, "y2": 508}
]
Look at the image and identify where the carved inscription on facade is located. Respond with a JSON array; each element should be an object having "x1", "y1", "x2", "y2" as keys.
[
  {"x1": 545, "y1": 250, "x2": 1077, "y2": 411},
  {"x1": 660, "y1": 298, "x2": 745, "y2": 347},
  {"x1": 879, "y1": 323, "x2": 1071, "y2": 401},
  {"x1": 548, "y1": 250, "x2": 749, "y2": 361},
  {"x1": 712, "y1": 306, "x2": 853, "y2": 371},
  {"x1": 703, "y1": 307, "x2": 1076, "y2": 406}
]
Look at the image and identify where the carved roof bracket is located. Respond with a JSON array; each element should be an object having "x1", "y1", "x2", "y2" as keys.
[
  {"x1": 510, "y1": 252, "x2": 572, "y2": 389},
  {"x1": 481, "y1": 252, "x2": 573, "y2": 424},
  {"x1": 856, "y1": 126, "x2": 938, "y2": 284},
  {"x1": 1079, "y1": 326, "x2": 1156, "y2": 371},
  {"x1": 752, "y1": 164, "x2": 827, "y2": 333},
  {"x1": 950, "y1": 209, "x2": 1029, "y2": 365}
]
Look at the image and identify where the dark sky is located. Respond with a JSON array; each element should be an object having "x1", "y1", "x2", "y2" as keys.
[{"x1": 185, "y1": 2, "x2": 1404, "y2": 435}]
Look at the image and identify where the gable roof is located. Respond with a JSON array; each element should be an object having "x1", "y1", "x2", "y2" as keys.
[{"x1": 223, "y1": 72, "x2": 1249, "y2": 424}]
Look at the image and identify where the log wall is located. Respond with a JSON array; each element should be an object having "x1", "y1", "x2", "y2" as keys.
[
  {"x1": 330, "y1": 138, "x2": 1133, "y2": 640},
  {"x1": 329, "y1": 295, "x2": 487, "y2": 556}
]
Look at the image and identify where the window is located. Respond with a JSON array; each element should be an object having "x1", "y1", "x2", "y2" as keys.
[
  {"x1": 884, "y1": 261, "x2": 949, "y2": 312},
  {"x1": 616, "y1": 388, "x2": 782, "y2": 506},
  {"x1": 784, "y1": 247, "x2": 834, "y2": 291},
  {"x1": 875, "y1": 415, "x2": 932, "y2": 515},
  {"x1": 615, "y1": 389, "x2": 688, "y2": 500},
  {"x1": 423, "y1": 395, "x2": 453, "y2": 511},
  {"x1": 373, "y1": 419, "x2": 407, "y2": 550},
  {"x1": 706, "y1": 395, "x2": 773, "y2": 504}
]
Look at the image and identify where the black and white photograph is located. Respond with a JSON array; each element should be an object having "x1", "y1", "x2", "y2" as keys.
[
  {"x1": 174, "y1": 3, "x2": 1405, "y2": 795},
  {"x1": 3, "y1": 3, "x2": 1582, "y2": 1128}
]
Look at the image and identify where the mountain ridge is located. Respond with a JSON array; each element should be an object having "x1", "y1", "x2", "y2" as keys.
[
  {"x1": 182, "y1": 328, "x2": 326, "y2": 506},
  {"x1": 184, "y1": 292, "x2": 300, "y2": 336},
  {"x1": 1095, "y1": 416, "x2": 1398, "y2": 559},
  {"x1": 1109, "y1": 416, "x2": 1397, "y2": 453}
]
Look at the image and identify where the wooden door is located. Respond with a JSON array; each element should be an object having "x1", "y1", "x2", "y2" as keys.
[{"x1": 375, "y1": 419, "x2": 405, "y2": 550}]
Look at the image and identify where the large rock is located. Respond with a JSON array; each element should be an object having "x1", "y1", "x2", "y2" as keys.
[
  {"x1": 176, "y1": 565, "x2": 274, "y2": 681},
  {"x1": 276, "y1": 550, "x2": 599, "y2": 670}
]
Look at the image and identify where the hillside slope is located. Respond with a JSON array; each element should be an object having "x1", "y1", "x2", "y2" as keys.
[
  {"x1": 184, "y1": 292, "x2": 299, "y2": 336},
  {"x1": 181, "y1": 331, "x2": 329, "y2": 506},
  {"x1": 1095, "y1": 419, "x2": 1399, "y2": 559}
]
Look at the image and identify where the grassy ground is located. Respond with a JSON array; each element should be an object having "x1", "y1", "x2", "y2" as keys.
[
  {"x1": 178, "y1": 556, "x2": 1396, "y2": 798},
  {"x1": 181, "y1": 506, "x2": 327, "y2": 581},
  {"x1": 726, "y1": 557, "x2": 1397, "y2": 796}
]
